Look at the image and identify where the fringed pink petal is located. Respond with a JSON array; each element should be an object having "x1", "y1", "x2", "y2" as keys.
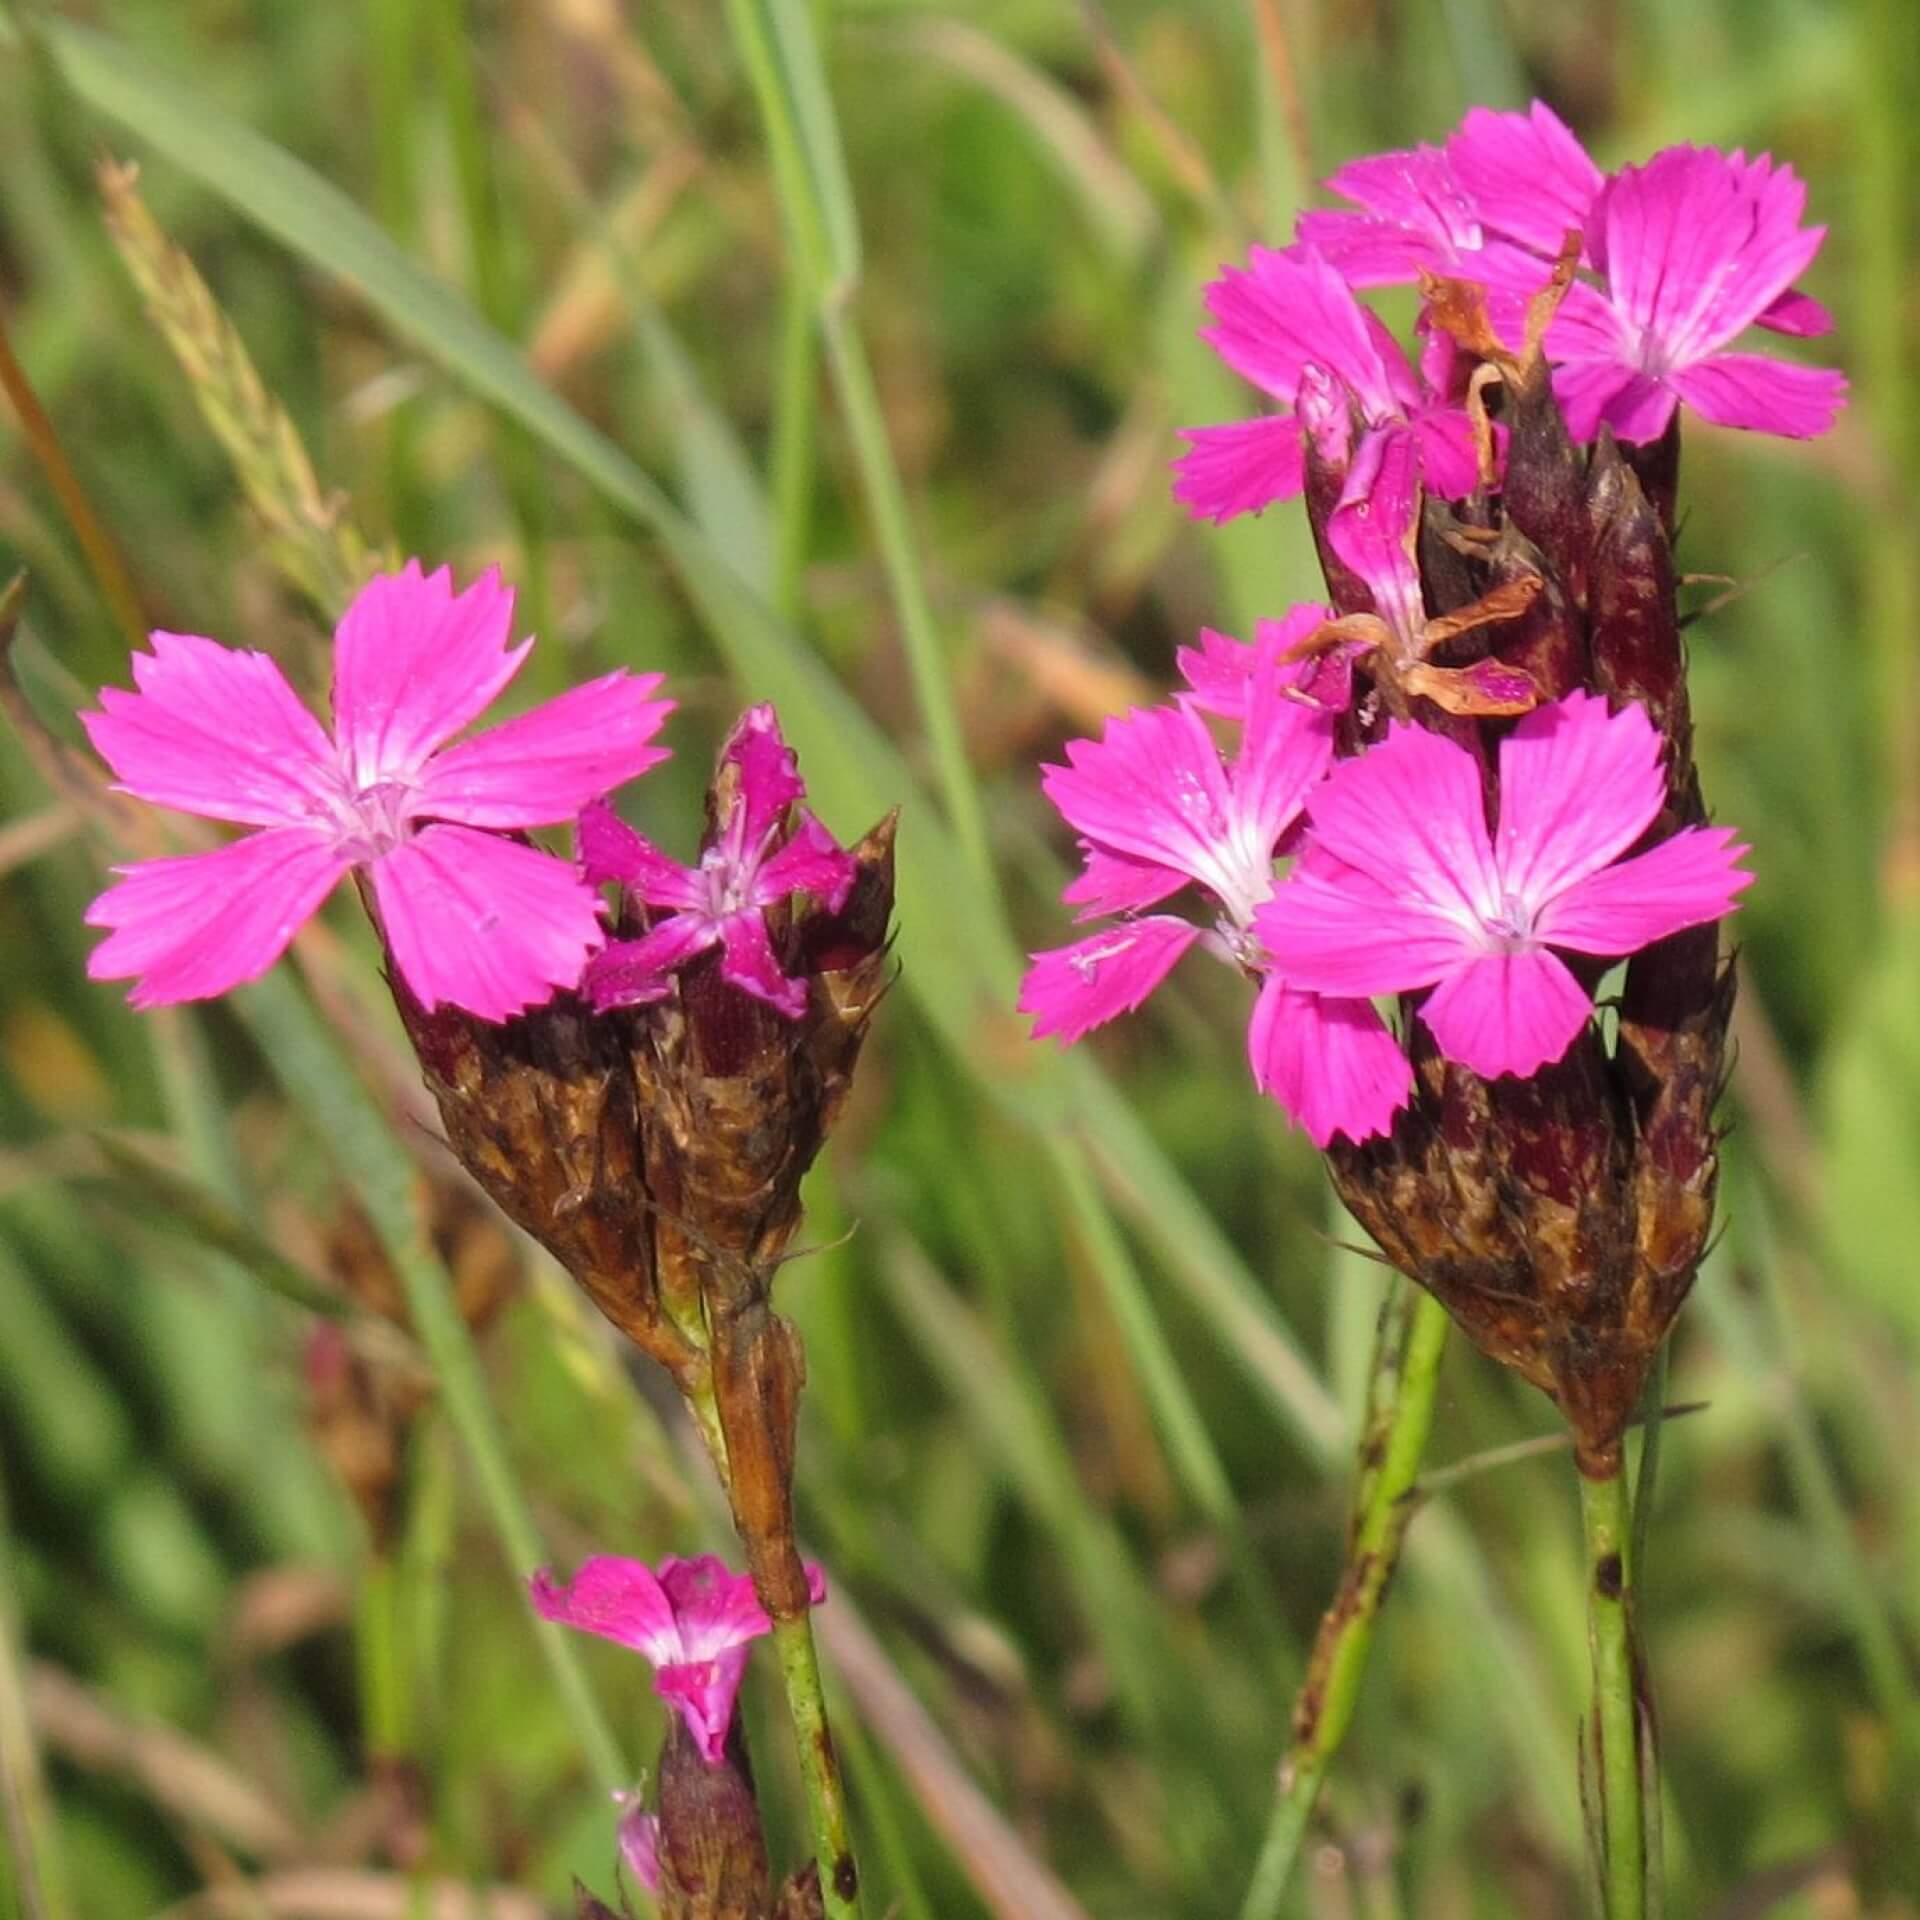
[
  {"x1": 1551, "y1": 358, "x2": 1674, "y2": 445},
  {"x1": 418, "y1": 671, "x2": 673, "y2": 827},
  {"x1": 754, "y1": 813, "x2": 858, "y2": 912},
  {"x1": 370, "y1": 823, "x2": 604, "y2": 1021},
  {"x1": 1494, "y1": 693, "x2": 1669, "y2": 910},
  {"x1": 1668, "y1": 353, "x2": 1848, "y2": 439},
  {"x1": 528, "y1": 1557, "x2": 682, "y2": 1664},
  {"x1": 1755, "y1": 287, "x2": 1833, "y2": 338},
  {"x1": 582, "y1": 914, "x2": 719, "y2": 1011},
  {"x1": 331, "y1": 562, "x2": 530, "y2": 786},
  {"x1": 715, "y1": 909, "x2": 808, "y2": 1018},
  {"x1": 1446, "y1": 101, "x2": 1602, "y2": 260},
  {"x1": 1063, "y1": 845, "x2": 1188, "y2": 921},
  {"x1": 1247, "y1": 976, "x2": 1411, "y2": 1147},
  {"x1": 85, "y1": 827, "x2": 350, "y2": 1009},
  {"x1": 83, "y1": 632, "x2": 340, "y2": 828},
  {"x1": 1535, "y1": 826, "x2": 1751, "y2": 955},
  {"x1": 1199, "y1": 246, "x2": 1394, "y2": 411},
  {"x1": 1018, "y1": 917, "x2": 1200, "y2": 1043},
  {"x1": 1176, "y1": 607, "x2": 1332, "y2": 717},
  {"x1": 1229, "y1": 655, "x2": 1338, "y2": 864},
  {"x1": 1253, "y1": 859, "x2": 1474, "y2": 1000},
  {"x1": 576, "y1": 798, "x2": 704, "y2": 907},
  {"x1": 1295, "y1": 722, "x2": 1502, "y2": 928},
  {"x1": 1041, "y1": 705, "x2": 1235, "y2": 891},
  {"x1": 1418, "y1": 947, "x2": 1593, "y2": 1080},
  {"x1": 719, "y1": 704, "x2": 806, "y2": 853},
  {"x1": 1171, "y1": 418, "x2": 1306, "y2": 523}
]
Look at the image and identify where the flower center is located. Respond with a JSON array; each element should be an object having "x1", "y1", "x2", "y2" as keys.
[
  {"x1": 338, "y1": 777, "x2": 417, "y2": 861},
  {"x1": 1484, "y1": 892, "x2": 1538, "y2": 951}
]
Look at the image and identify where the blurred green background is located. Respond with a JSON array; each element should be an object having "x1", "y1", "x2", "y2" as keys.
[{"x1": 1, "y1": 1, "x2": 1915, "y2": 1915}]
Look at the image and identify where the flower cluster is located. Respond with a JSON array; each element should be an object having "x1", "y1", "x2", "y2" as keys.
[
  {"x1": 82, "y1": 563, "x2": 860, "y2": 1030},
  {"x1": 1020, "y1": 99, "x2": 1825, "y2": 1153}
]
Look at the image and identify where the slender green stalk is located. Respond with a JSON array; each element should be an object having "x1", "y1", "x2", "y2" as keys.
[
  {"x1": 1579, "y1": 1465, "x2": 1647, "y2": 1919},
  {"x1": 1238, "y1": 1283, "x2": 1450, "y2": 1920},
  {"x1": 356, "y1": 1554, "x2": 409, "y2": 1759},
  {"x1": 773, "y1": 1614, "x2": 863, "y2": 1920},
  {"x1": 768, "y1": 274, "x2": 818, "y2": 621},
  {"x1": 724, "y1": 0, "x2": 997, "y2": 904}
]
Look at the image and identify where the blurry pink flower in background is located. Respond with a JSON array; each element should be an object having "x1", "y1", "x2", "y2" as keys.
[
  {"x1": 1172, "y1": 245, "x2": 1482, "y2": 524},
  {"x1": 1255, "y1": 692, "x2": 1751, "y2": 1079},
  {"x1": 1018, "y1": 650, "x2": 1411, "y2": 1147},
  {"x1": 82, "y1": 562, "x2": 671, "y2": 1020},
  {"x1": 530, "y1": 1552, "x2": 826, "y2": 1767},
  {"x1": 579, "y1": 703, "x2": 856, "y2": 1018},
  {"x1": 613, "y1": 1795, "x2": 662, "y2": 1895}
]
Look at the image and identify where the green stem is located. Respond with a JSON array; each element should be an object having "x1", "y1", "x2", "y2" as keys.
[
  {"x1": 357, "y1": 1553, "x2": 409, "y2": 1758},
  {"x1": 768, "y1": 273, "x2": 818, "y2": 622},
  {"x1": 1238, "y1": 1283, "x2": 1450, "y2": 1920},
  {"x1": 1579, "y1": 1465, "x2": 1648, "y2": 1919},
  {"x1": 773, "y1": 1613, "x2": 862, "y2": 1920},
  {"x1": 724, "y1": 0, "x2": 997, "y2": 904}
]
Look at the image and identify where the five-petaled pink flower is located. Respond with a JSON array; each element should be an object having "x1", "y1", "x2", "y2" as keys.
[
  {"x1": 579, "y1": 704, "x2": 856, "y2": 1018},
  {"x1": 530, "y1": 1552, "x2": 826, "y2": 1766},
  {"x1": 1018, "y1": 647, "x2": 1411, "y2": 1147},
  {"x1": 1254, "y1": 692, "x2": 1751, "y2": 1080},
  {"x1": 1173, "y1": 245, "x2": 1482, "y2": 526},
  {"x1": 1545, "y1": 145, "x2": 1845, "y2": 444},
  {"x1": 82, "y1": 562, "x2": 672, "y2": 1021}
]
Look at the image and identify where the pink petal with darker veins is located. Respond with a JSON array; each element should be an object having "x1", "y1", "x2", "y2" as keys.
[
  {"x1": 331, "y1": 562, "x2": 530, "y2": 788},
  {"x1": 1419, "y1": 946, "x2": 1594, "y2": 1079},
  {"x1": 720, "y1": 704, "x2": 807, "y2": 850},
  {"x1": 1018, "y1": 917, "x2": 1201, "y2": 1043},
  {"x1": 1755, "y1": 287, "x2": 1833, "y2": 338},
  {"x1": 85, "y1": 828, "x2": 351, "y2": 1009},
  {"x1": 1171, "y1": 417, "x2": 1306, "y2": 523},
  {"x1": 83, "y1": 632, "x2": 340, "y2": 828},
  {"x1": 1324, "y1": 429, "x2": 1426, "y2": 646},
  {"x1": 371, "y1": 823, "x2": 605, "y2": 1021},
  {"x1": 582, "y1": 915, "x2": 720, "y2": 1010},
  {"x1": 1535, "y1": 825, "x2": 1751, "y2": 954},
  {"x1": 576, "y1": 797, "x2": 703, "y2": 907},
  {"x1": 716, "y1": 909, "x2": 808, "y2": 1017},
  {"x1": 1254, "y1": 857, "x2": 1476, "y2": 1000},
  {"x1": 1063, "y1": 844, "x2": 1188, "y2": 920},
  {"x1": 1042, "y1": 706, "x2": 1236, "y2": 892},
  {"x1": 1446, "y1": 101, "x2": 1602, "y2": 260},
  {"x1": 754, "y1": 812, "x2": 858, "y2": 911},
  {"x1": 1289, "y1": 724, "x2": 1502, "y2": 933},
  {"x1": 529, "y1": 1558, "x2": 680, "y2": 1664},
  {"x1": 1200, "y1": 246, "x2": 1396, "y2": 413},
  {"x1": 1551, "y1": 356, "x2": 1675, "y2": 446},
  {"x1": 1493, "y1": 692, "x2": 1667, "y2": 904},
  {"x1": 419, "y1": 671, "x2": 673, "y2": 828},
  {"x1": 1246, "y1": 975, "x2": 1410, "y2": 1147},
  {"x1": 1667, "y1": 353, "x2": 1847, "y2": 439},
  {"x1": 1176, "y1": 607, "x2": 1333, "y2": 717}
]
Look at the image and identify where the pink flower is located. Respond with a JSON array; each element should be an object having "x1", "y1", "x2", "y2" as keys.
[
  {"x1": 1254, "y1": 692, "x2": 1751, "y2": 1079},
  {"x1": 81, "y1": 563, "x2": 672, "y2": 1021},
  {"x1": 530, "y1": 1552, "x2": 827, "y2": 1767},
  {"x1": 1545, "y1": 146, "x2": 1845, "y2": 443},
  {"x1": 580, "y1": 704, "x2": 856, "y2": 1019},
  {"x1": 1018, "y1": 654, "x2": 1411, "y2": 1146},
  {"x1": 1173, "y1": 246, "x2": 1481, "y2": 525}
]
